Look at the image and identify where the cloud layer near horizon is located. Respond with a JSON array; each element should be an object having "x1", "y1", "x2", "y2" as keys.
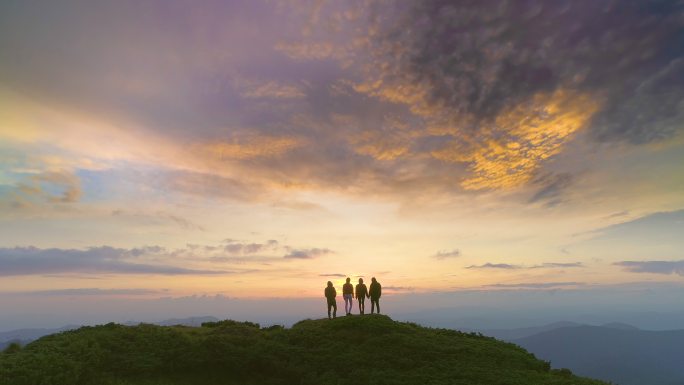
[
  {"x1": 0, "y1": 246, "x2": 230, "y2": 276},
  {"x1": 0, "y1": 239, "x2": 334, "y2": 277},
  {"x1": 615, "y1": 260, "x2": 684, "y2": 276}
]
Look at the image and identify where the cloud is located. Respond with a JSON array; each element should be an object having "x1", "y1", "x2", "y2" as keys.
[
  {"x1": 432, "y1": 249, "x2": 461, "y2": 260},
  {"x1": 283, "y1": 248, "x2": 333, "y2": 259},
  {"x1": 28, "y1": 171, "x2": 82, "y2": 202},
  {"x1": 605, "y1": 210, "x2": 631, "y2": 220},
  {"x1": 158, "y1": 170, "x2": 263, "y2": 202},
  {"x1": 615, "y1": 260, "x2": 684, "y2": 276},
  {"x1": 354, "y1": 0, "x2": 683, "y2": 189},
  {"x1": 581, "y1": 210, "x2": 684, "y2": 250},
  {"x1": 467, "y1": 262, "x2": 584, "y2": 270},
  {"x1": 196, "y1": 134, "x2": 305, "y2": 160},
  {"x1": 365, "y1": 1, "x2": 683, "y2": 143},
  {"x1": 274, "y1": 42, "x2": 342, "y2": 61},
  {"x1": 0, "y1": 0, "x2": 680, "y2": 208},
  {"x1": 240, "y1": 80, "x2": 306, "y2": 99},
  {"x1": 591, "y1": 210, "x2": 684, "y2": 237},
  {"x1": 319, "y1": 273, "x2": 345, "y2": 277},
  {"x1": 270, "y1": 200, "x2": 325, "y2": 211},
  {"x1": 535, "y1": 262, "x2": 584, "y2": 269},
  {"x1": 0, "y1": 246, "x2": 232, "y2": 276},
  {"x1": 528, "y1": 173, "x2": 574, "y2": 206},
  {"x1": 111, "y1": 210, "x2": 205, "y2": 231},
  {"x1": 1, "y1": 170, "x2": 83, "y2": 209},
  {"x1": 12, "y1": 288, "x2": 163, "y2": 296},
  {"x1": 466, "y1": 263, "x2": 521, "y2": 270},
  {"x1": 182, "y1": 240, "x2": 333, "y2": 265},
  {"x1": 383, "y1": 286, "x2": 415, "y2": 292},
  {"x1": 223, "y1": 239, "x2": 279, "y2": 255},
  {"x1": 486, "y1": 282, "x2": 586, "y2": 289}
]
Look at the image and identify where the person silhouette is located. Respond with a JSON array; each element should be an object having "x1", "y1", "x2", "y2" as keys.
[
  {"x1": 369, "y1": 277, "x2": 382, "y2": 314},
  {"x1": 342, "y1": 277, "x2": 354, "y2": 316},
  {"x1": 355, "y1": 278, "x2": 369, "y2": 315},
  {"x1": 324, "y1": 281, "x2": 337, "y2": 319}
]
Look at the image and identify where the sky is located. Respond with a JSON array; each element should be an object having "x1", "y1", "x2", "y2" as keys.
[{"x1": 0, "y1": 0, "x2": 683, "y2": 330}]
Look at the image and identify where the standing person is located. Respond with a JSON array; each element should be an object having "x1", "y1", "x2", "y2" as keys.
[
  {"x1": 324, "y1": 281, "x2": 337, "y2": 319},
  {"x1": 369, "y1": 277, "x2": 382, "y2": 314},
  {"x1": 342, "y1": 277, "x2": 354, "y2": 316},
  {"x1": 355, "y1": 278, "x2": 369, "y2": 315}
]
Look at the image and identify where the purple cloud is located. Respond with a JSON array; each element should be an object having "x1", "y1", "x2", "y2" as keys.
[
  {"x1": 283, "y1": 248, "x2": 333, "y2": 260},
  {"x1": 615, "y1": 260, "x2": 684, "y2": 276}
]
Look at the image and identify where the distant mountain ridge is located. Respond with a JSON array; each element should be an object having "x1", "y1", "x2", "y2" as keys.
[
  {"x1": 474, "y1": 321, "x2": 582, "y2": 340},
  {"x1": 0, "y1": 316, "x2": 219, "y2": 349},
  {"x1": 479, "y1": 321, "x2": 645, "y2": 341},
  {"x1": 514, "y1": 325, "x2": 684, "y2": 385}
]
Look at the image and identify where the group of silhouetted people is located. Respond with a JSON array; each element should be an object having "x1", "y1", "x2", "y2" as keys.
[{"x1": 324, "y1": 277, "x2": 381, "y2": 319}]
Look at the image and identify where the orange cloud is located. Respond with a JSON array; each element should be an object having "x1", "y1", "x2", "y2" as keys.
[
  {"x1": 6, "y1": 170, "x2": 82, "y2": 210},
  {"x1": 197, "y1": 134, "x2": 305, "y2": 161},
  {"x1": 274, "y1": 42, "x2": 342, "y2": 61},
  {"x1": 354, "y1": 78, "x2": 600, "y2": 190},
  {"x1": 349, "y1": 129, "x2": 411, "y2": 161},
  {"x1": 457, "y1": 90, "x2": 600, "y2": 190},
  {"x1": 241, "y1": 81, "x2": 306, "y2": 99}
]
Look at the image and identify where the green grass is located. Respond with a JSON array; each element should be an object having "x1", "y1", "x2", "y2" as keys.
[{"x1": 0, "y1": 315, "x2": 608, "y2": 385}]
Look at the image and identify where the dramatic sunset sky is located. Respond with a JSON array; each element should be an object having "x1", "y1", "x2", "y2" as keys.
[{"x1": 1, "y1": 1, "x2": 683, "y2": 329}]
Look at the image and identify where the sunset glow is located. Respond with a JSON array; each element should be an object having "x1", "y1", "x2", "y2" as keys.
[{"x1": 0, "y1": 0, "x2": 683, "y2": 329}]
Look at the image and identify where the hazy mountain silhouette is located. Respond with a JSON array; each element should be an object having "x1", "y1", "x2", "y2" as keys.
[
  {"x1": 598, "y1": 322, "x2": 640, "y2": 331},
  {"x1": 474, "y1": 321, "x2": 582, "y2": 340},
  {"x1": 0, "y1": 315, "x2": 607, "y2": 385},
  {"x1": 0, "y1": 325, "x2": 80, "y2": 351},
  {"x1": 124, "y1": 315, "x2": 219, "y2": 327},
  {"x1": 473, "y1": 321, "x2": 643, "y2": 341},
  {"x1": 514, "y1": 325, "x2": 684, "y2": 385},
  {"x1": 0, "y1": 325, "x2": 80, "y2": 342},
  {"x1": 0, "y1": 316, "x2": 219, "y2": 349}
]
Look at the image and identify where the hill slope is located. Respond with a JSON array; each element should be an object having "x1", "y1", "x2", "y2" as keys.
[
  {"x1": 0, "y1": 315, "x2": 606, "y2": 385},
  {"x1": 515, "y1": 325, "x2": 684, "y2": 385}
]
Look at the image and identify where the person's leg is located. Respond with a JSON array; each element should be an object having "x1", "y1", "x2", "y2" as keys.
[
  {"x1": 327, "y1": 302, "x2": 332, "y2": 319},
  {"x1": 371, "y1": 298, "x2": 380, "y2": 314},
  {"x1": 358, "y1": 298, "x2": 364, "y2": 314},
  {"x1": 347, "y1": 295, "x2": 353, "y2": 314}
]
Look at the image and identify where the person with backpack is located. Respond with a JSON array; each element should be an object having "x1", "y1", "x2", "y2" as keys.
[
  {"x1": 355, "y1": 278, "x2": 369, "y2": 315},
  {"x1": 324, "y1": 281, "x2": 337, "y2": 319},
  {"x1": 342, "y1": 277, "x2": 354, "y2": 316},
  {"x1": 369, "y1": 277, "x2": 382, "y2": 314}
]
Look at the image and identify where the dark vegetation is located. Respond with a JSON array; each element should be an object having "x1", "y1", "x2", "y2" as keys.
[{"x1": 0, "y1": 315, "x2": 607, "y2": 385}]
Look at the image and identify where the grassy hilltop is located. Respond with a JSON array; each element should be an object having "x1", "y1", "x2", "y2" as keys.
[{"x1": 0, "y1": 315, "x2": 607, "y2": 385}]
